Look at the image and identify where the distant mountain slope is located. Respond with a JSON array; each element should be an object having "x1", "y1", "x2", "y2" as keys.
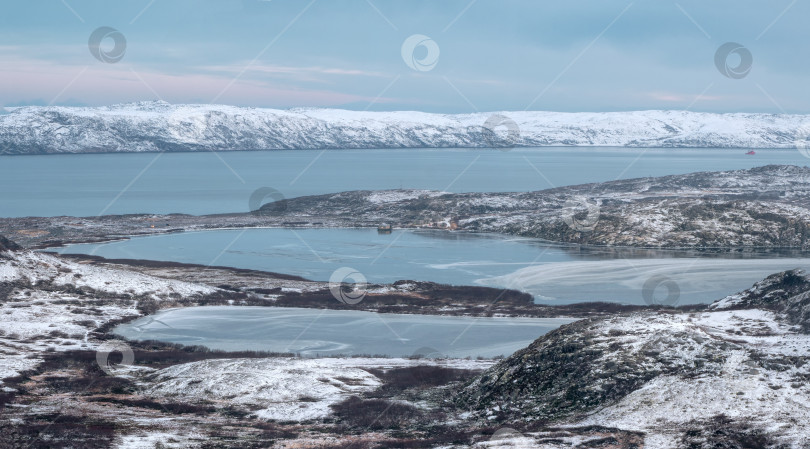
[{"x1": 1, "y1": 101, "x2": 809, "y2": 154}]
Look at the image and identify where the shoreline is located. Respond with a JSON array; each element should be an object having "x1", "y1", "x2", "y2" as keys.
[
  {"x1": 55, "y1": 251, "x2": 667, "y2": 320},
  {"x1": 4, "y1": 165, "x2": 810, "y2": 252},
  {"x1": 112, "y1": 304, "x2": 579, "y2": 359},
  {"x1": 0, "y1": 145, "x2": 797, "y2": 158},
  {"x1": 35, "y1": 222, "x2": 810, "y2": 253}
]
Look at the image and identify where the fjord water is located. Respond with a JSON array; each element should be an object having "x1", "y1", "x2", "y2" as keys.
[
  {"x1": 20, "y1": 147, "x2": 810, "y2": 357},
  {"x1": 55, "y1": 228, "x2": 810, "y2": 305},
  {"x1": 114, "y1": 306, "x2": 577, "y2": 358},
  {"x1": 2, "y1": 147, "x2": 808, "y2": 217}
]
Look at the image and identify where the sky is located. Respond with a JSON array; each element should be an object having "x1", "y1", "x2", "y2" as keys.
[{"x1": 0, "y1": 0, "x2": 807, "y2": 113}]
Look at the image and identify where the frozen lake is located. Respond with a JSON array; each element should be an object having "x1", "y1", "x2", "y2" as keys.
[
  {"x1": 55, "y1": 228, "x2": 810, "y2": 306},
  {"x1": 114, "y1": 306, "x2": 577, "y2": 358}
]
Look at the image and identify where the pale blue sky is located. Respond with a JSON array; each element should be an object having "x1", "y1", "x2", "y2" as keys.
[{"x1": 1, "y1": 0, "x2": 807, "y2": 113}]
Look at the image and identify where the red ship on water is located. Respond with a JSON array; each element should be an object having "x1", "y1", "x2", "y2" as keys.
[{"x1": 746, "y1": 150, "x2": 756, "y2": 155}]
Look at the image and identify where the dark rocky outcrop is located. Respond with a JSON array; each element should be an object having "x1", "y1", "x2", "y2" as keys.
[
  {"x1": 455, "y1": 316, "x2": 731, "y2": 423},
  {"x1": 0, "y1": 235, "x2": 20, "y2": 253},
  {"x1": 710, "y1": 268, "x2": 810, "y2": 332}
]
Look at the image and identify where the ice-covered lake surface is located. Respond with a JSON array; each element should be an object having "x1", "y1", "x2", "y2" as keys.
[
  {"x1": 2, "y1": 147, "x2": 808, "y2": 217},
  {"x1": 55, "y1": 228, "x2": 810, "y2": 305},
  {"x1": 114, "y1": 306, "x2": 577, "y2": 358}
]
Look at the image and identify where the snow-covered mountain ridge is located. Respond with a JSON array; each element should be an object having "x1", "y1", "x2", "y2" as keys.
[{"x1": 2, "y1": 101, "x2": 810, "y2": 153}]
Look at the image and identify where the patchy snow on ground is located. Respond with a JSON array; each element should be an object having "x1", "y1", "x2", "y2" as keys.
[
  {"x1": 366, "y1": 190, "x2": 446, "y2": 204},
  {"x1": 578, "y1": 369, "x2": 810, "y2": 448},
  {"x1": 571, "y1": 308, "x2": 810, "y2": 448},
  {"x1": 0, "y1": 287, "x2": 141, "y2": 383},
  {"x1": 142, "y1": 357, "x2": 494, "y2": 422},
  {"x1": 0, "y1": 249, "x2": 217, "y2": 384},
  {"x1": 1, "y1": 250, "x2": 215, "y2": 298},
  {"x1": 115, "y1": 430, "x2": 204, "y2": 449}
]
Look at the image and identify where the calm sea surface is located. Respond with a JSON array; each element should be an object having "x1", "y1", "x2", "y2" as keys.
[{"x1": 2, "y1": 147, "x2": 807, "y2": 217}]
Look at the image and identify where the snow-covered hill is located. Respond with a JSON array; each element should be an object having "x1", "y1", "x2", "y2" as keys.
[
  {"x1": 142, "y1": 357, "x2": 491, "y2": 422},
  {"x1": 4, "y1": 230, "x2": 810, "y2": 446},
  {"x1": 0, "y1": 240, "x2": 216, "y2": 383},
  {"x1": 2, "y1": 101, "x2": 810, "y2": 154},
  {"x1": 459, "y1": 269, "x2": 810, "y2": 447}
]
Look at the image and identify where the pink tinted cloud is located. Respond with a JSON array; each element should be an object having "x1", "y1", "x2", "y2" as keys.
[
  {"x1": 201, "y1": 64, "x2": 388, "y2": 80},
  {"x1": 0, "y1": 57, "x2": 395, "y2": 108}
]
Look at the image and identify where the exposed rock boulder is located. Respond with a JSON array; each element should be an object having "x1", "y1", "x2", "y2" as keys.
[{"x1": 0, "y1": 235, "x2": 20, "y2": 253}]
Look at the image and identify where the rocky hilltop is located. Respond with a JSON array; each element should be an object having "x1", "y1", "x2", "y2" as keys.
[
  {"x1": 2, "y1": 101, "x2": 810, "y2": 154},
  {"x1": 457, "y1": 269, "x2": 810, "y2": 447},
  {"x1": 4, "y1": 165, "x2": 810, "y2": 250},
  {"x1": 264, "y1": 164, "x2": 810, "y2": 248},
  {"x1": 710, "y1": 269, "x2": 810, "y2": 333}
]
